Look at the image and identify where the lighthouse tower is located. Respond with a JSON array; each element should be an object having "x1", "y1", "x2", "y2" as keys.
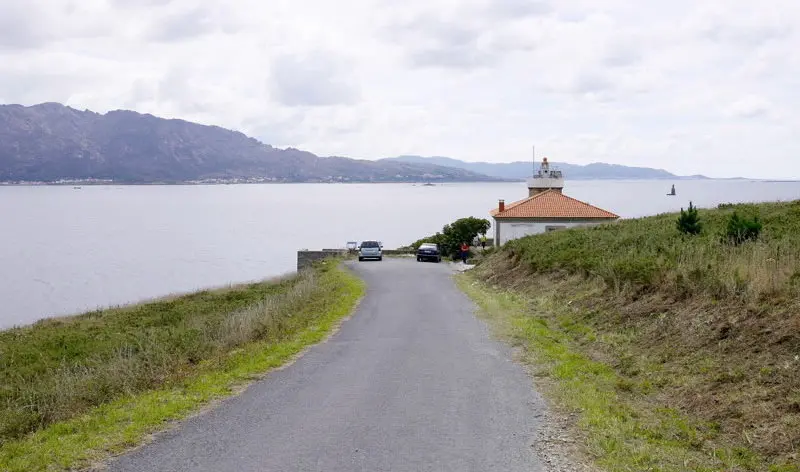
[{"x1": 526, "y1": 157, "x2": 565, "y2": 197}]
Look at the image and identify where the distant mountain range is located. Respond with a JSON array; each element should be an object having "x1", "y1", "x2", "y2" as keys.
[
  {"x1": 0, "y1": 103, "x2": 498, "y2": 184},
  {"x1": 383, "y1": 156, "x2": 708, "y2": 180},
  {"x1": 0, "y1": 102, "x2": 702, "y2": 184}
]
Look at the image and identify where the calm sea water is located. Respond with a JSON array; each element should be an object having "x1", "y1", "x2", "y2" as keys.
[{"x1": 2, "y1": 180, "x2": 799, "y2": 328}]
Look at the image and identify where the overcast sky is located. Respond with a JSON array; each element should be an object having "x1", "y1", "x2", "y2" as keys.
[{"x1": 1, "y1": 0, "x2": 798, "y2": 178}]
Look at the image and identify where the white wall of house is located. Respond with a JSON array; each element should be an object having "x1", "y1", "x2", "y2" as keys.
[{"x1": 494, "y1": 219, "x2": 610, "y2": 246}]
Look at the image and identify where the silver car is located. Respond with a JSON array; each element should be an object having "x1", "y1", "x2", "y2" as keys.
[{"x1": 358, "y1": 240, "x2": 383, "y2": 261}]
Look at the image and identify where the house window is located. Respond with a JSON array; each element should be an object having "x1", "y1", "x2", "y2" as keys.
[{"x1": 545, "y1": 225, "x2": 567, "y2": 232}]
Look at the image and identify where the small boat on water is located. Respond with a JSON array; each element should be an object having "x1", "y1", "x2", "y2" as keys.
[
  {"x1": 422, "y1": 182, "x2": 435, "y2": 187},
  {"x1": 73, "y1": 186, "x2": 82, "y2": 190},
  {"x1": 667, "y1": 184, "x2": 676, "y2": 196}
]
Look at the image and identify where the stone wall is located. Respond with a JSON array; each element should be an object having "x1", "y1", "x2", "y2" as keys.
[
  {"x1": 296, "y1": 248, "x2": 416, "y2": 271},
  {"x1": 296, "y1": 250, "x2": 347, "y2": 271}
]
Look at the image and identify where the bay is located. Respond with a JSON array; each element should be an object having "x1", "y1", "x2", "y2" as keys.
[{"x1": 2, "y1": 179, "x2": 799, "y2": 328}]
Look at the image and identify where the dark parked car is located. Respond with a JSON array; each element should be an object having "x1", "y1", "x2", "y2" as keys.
[{"x1": 416, "y1": 243, "x2": 442, "y2": 263}]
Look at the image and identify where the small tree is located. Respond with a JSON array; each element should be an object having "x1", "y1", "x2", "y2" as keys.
[
  {"x1": 676, "y1": 201, "x2": 702, "y2": 235},
  {"x1": 725, "y1": 212, "x2": 762, "y2": 245},
  {"x1": 409, "y1": 217, "x2": 491, "y2": 259}
]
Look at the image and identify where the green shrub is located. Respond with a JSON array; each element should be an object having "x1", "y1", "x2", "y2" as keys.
[
  {"x1": 491, "y1": 201, "x2": 800, "y2": 302},
  {"x1": 609, "y1": 258, "x2": 660, "y2": 286},
  {"x1": 409, "y1": 217, "x2": 491, "y2": 258},
  {"x1": 677, "y1": 201, "x2": 702, "y2": 235},
  {"x1": 409, "y1": 235, "x2": 439, "y2": 249},
  {"x1": 725, "y1": 212, "x2": 762, "y2": 245}
]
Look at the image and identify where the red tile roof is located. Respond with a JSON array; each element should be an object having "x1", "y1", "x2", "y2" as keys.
[{"x1": 490, "y1": 190, "x2": 619, "y2": 219}]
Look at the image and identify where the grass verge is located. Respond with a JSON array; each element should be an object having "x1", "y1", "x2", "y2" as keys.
[
  {"x1": 0, "y1": 260, "x2": 364, "y2": 472},
  {"x1": 457, "y1": 200, "x2": 800, "y2": 471},
  {"x1": 457, "y1": 274, "x2": 799, "y2": 471}
]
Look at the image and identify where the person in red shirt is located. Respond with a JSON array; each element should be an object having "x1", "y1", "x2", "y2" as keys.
[{"x1": 460, "y1": 242, "x2": 469, "y2": 264}]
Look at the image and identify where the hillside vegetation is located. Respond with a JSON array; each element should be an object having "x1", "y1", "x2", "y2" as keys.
[
  {"x1": 0, "y1": 103, "x2": 497, "y2": 183},
  {"x1": 466, "y1": 201, "x2": 799, "y2": 471},
  {"x1": 0, "y1": 261, "x2": 363, "y2": 471},
  {"x1": 406, "y1": 216, "x2": 491, "y2": 259}
]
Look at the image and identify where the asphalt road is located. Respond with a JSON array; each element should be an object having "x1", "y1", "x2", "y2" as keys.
[{"x1": 108, "y1": 258, "x2": 546, "y2": 472}]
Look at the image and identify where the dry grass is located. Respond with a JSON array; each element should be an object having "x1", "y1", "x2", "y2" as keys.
[
  {"x1": 470, "y1": 200, "x2": 800, "y2": 471},
  {"x1": 504, "y1": 201, "x2": 800, "y2": 303},
  {"x1": 1, "y1": 260, "x2": 365, "y2": 472},
  {"x1": 0, "y1": 263, "x2": 341, "y2": 446}
]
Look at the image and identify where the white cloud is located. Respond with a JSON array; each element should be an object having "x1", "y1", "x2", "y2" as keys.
[
  {"x1": 724, "y1": 95, "x2": 774, "y2": 119},
  {"x1": 0, "y1": 0, "x2": 798, "y2": 178},
  {"x1": 0, "y1": 0, "x2": 69, "y2": 49},
  {"x1": 269, "y1": 51, "x2": 361, "y2": 106}
]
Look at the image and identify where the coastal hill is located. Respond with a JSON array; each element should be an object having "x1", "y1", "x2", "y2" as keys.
[
  {"x1": 0, "y1": 102, "x2": 703, "y2": 184},
  {"x1": 384, "y1": 155, "x2": 708, "y2": 180},
  {"x1": 0, "y1": 103, "x2": 499, "y2": 184},
  {"x1": 469, "y1": 201, "x2": 799, "y2": 470}
]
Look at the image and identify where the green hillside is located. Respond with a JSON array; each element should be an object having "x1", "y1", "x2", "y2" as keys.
[
  {"x1": 466, "y1": 200, "x2": 800, "y2": 471},
  {"x1": 500, "y1": 201, "x2": 799, "y2": 302}
]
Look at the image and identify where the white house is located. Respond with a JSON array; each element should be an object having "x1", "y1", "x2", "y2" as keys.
[{"x1": 490, "y1": 158, "x2": 619, "y2": 246}]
